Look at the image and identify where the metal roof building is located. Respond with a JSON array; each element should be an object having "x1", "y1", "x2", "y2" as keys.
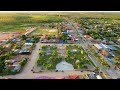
[{"x1": 94, "y1": 44, "x2": 102, "y2": 49}]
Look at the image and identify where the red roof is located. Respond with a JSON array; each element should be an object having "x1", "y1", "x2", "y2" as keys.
[
  {"x1": 14, "y1": 32, "x2": 23, "y2": 34},
  {"x1": 55, "y1": 76, "x2": 65, "y2": 79},
  {"x1": 69, "y1": 74, "x2": 79, "y2": 79}
]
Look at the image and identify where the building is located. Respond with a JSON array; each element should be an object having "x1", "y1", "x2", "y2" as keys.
[
  {"x1": 101, "y1": 50, "x2": 114, "y2": 58},
  {"x1": 101, "y1": 49, "x2": 109, "y2": 57},
  {"x1": 84, "y1": 35, "x2": 91, "y2": 38},
  {"x1": 96, "y1": 75, "x2": 102, "y2": 79},
  {"x1": 24, "y1": 43, "x2": 33, "y2": 46},
  {"x1": 94, "y1": 44, "x2": 102, "y2": 50},
  {"x1": 19, "y1": 50, "x2": 31, "y2": 55},
  {"x1": 3, "y1": 44, "x2": 12, "y2": 52},
  {"x1": 94, "y1": 43, "x2": 116, "y2": 51},
  {"x1": 69, "y1": 74, "x2": 79, "y2": 79}
]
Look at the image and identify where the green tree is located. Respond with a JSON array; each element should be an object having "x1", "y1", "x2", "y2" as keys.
[
  {"x1": 21, "y1": 35, "x2": 26, "y2": 40},
  {"x1": 0, "y1": 62, "x2": 3, "y2": 73},
  {"x1": 114, "y1": 56, "x2": 120, "y2": 61},
  {"x1": 3, "y1": 68, "x2": 11, "y2": 75}
]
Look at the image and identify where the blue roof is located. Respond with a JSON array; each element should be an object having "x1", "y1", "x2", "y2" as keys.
[
  {"x1": 63, "y1": 32, "x2": 68, "y2": 34},
  {"x1": 4, "y1": 66, "x2": 8, "y2": 69},
  {"x1": 109, "y1": 52, "x2": 115, "y2": 56},
  {"x1": 99, "y1": 44, "x2": 105, "y2": 49},
  {"x1": 107, "y1": 45, "x2": 117, "y2": 50},
  {"x1": 60, "y1": 39, "x2": 64, "y2": 43},
  {"x1": 107, "y1": 58, "x2": 114, "y2": 63},
  {"x1": 19, "y1": 50, "x2": 30, "y2": 53}
]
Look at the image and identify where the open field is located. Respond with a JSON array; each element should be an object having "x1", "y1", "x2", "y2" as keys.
[
  {"x1": 33, "y1": 28, "x2": 58, "y2": 36},
  {"x1": 0, "y1": 14, "x2": 63, "y2": 32},
  {"x1": 0, "y1": 25, "x2": 27, "y2": 32}
]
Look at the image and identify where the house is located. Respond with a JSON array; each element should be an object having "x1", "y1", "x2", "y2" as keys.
[
  {"x1": 84, "y1": 35, "x2": 91, "y2": 38},
  {"x1": 24, "y1": 43, "x2": 33, "y2": 46},
  {"x1": 101, "y1": 49, "x2": 109, "y2": 57},
  {"x1": 12, "y1": 49, "x2": 20, "y2": 54},
  {"x1": 69, "y1": 74, "x2": 79, "y2": 79},
  {"x1": 59, "y1": 39, "x2": 64, "y2": 44},
  {"x1": 67, "y1": 39, "x2": 74, "y2": 44},
  {"x1": 3, "y1": 44, "x2": 12, "y2": 52},
  {"x1": 101, "y1": 50, "x2": 114, "y2": 58},
  {"x1": 74, "y1": 36, "x2": 79, "y2": 41},
  {"x1": 13, "y1": 64, "x2": 21, "y2": 72},
  {"x1": 94, "y1": 44, "x2": 102, "y2": 50},
  {"x1": 87, "y1": 74, "x2": 96, "y2": 79},
  {"x1": 2, "y1": 40, "x2": 9, "y2": 44},
  {"x1": 107, "y1": 58, "x2": 114, "y2": 64},
  {"x1": 107, "y1": 45, "x2": 117, "y2": 51},
  {"x1": 7, "y1": 65, "x2": 15, "y2": 69},
  {"x1": 19, "y1": 50, "x2": 31, "y2": 55},
  {"x1": 118, "y1": 39, "x2": 120, "y2": 42},
  {"x1": 62, "y1": 31, "x2": 68, "y2": 34}
]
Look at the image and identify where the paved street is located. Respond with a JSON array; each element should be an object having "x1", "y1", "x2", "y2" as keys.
[
  {"x1": 1, "y1": 21, "x2": 119, "y2": 79},
  {"x1": 0, "y1": 42, "x2": 95, "y2": 79},
  {"x1": 71, "y1": 21, "x2": 120, "y2": 79}
]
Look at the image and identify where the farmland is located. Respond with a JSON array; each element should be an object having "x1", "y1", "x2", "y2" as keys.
[{"x1": 0, "y1": 14, "x2": 63, "y2": 32}]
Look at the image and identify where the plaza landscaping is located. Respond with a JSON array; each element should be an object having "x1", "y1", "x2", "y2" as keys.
[
  {"x1": 36, "y1": 44, "x2": 95, "y2": 71},
  {"x1": 65, "y1": 45, "x2": 95, "y2": 69},
  {"x1": 37, "y1": 45, "x2": 62, "y2": 70}
]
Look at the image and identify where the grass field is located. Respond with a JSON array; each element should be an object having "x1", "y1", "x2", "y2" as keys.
[
  {"x1": 0, "y1": 14, "x2": 64, "y2": 32},
  {"x1": 1, "y1": 12, "x2": 120, "y2": 32},
  {"x1": 0, "y1": 25, "x2": 27, "y2": 32},
  {"x1": 33, "y1": 28, "x2": 58, "y2": 36}
]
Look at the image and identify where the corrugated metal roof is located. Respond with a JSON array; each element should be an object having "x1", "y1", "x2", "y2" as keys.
[
  {"x1": 107, "y1": 45, "x2": 117, "y2": 50},
  {"x1": 100, "y1": 44, "x2": 108, "y2": 49},
  {"x1": 94, "y1": 44, "x2": 102, "y2": 49}
]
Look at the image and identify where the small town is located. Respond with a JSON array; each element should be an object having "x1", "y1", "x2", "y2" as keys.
[{"x1": 0, "y1": 12, "x2": 120, "y2": 79}]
